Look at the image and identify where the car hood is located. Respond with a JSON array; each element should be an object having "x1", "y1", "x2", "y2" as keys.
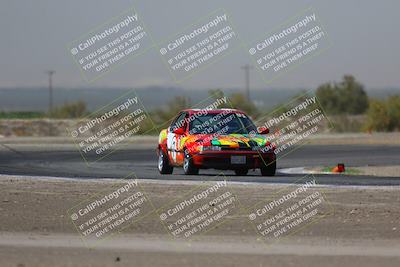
[{"x1": 184, "y1": 133, "x2": 269, "y2": 148}]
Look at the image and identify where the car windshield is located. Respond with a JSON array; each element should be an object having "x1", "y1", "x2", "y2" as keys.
[{"x1": 188, "y1": 112, "x2": 257, "y2": 135}]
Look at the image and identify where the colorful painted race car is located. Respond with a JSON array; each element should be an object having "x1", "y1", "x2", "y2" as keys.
[{"x1": 157, "y1": 109, "x2": 276, "y2": 176}]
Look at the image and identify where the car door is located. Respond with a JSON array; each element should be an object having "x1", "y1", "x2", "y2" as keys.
[{"x1": 166, "y1": 112, "x2": 187, "y2": 165}]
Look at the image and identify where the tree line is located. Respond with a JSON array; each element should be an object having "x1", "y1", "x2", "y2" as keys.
[{"x1": 8, "y1": 75, "x2": 398, "y2": 132}]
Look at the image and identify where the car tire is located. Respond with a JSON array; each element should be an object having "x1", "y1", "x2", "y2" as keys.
[
  {"x1": 183, "y1": 149, "x2": 199, "y2": 175},
  {"x1": 158, "y1": 150, "x2": 173, "y2": 174},
  {"x1": 234, "y1": 169, "x2": 248, "y2": 176},
  {"x1": 260, "y1": 161, "x2": 276, "y2": 176}
]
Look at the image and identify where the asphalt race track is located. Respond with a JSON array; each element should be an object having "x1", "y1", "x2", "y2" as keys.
[{"x1": 0, "y1": 144, "x2": 399, "y2": 186}]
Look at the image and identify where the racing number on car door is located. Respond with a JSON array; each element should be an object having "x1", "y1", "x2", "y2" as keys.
[
  {"x1": 167, "y1": 112, "x2": 186, "y2": 164},
  {"x1": 167, "y1": 132, "x2": 177, "y2": 163}
]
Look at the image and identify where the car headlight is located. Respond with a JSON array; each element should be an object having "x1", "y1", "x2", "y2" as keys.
[{"x1": 200, "y1": 145, "x2": 222, "y2": 151}]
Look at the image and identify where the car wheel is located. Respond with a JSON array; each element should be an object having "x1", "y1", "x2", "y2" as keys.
[
  {"x1": 260, "y1": 160, "x2": 276, "y2": 176},
  {"x1": 158, "y1": 150, "x2": 173, "y2": 174},
  {"x1": 183, "y1": 149, "x2": 199, "y2": 175},
  {"x1": 234, "y1": 169, "x2": 248, "y2": 176}
]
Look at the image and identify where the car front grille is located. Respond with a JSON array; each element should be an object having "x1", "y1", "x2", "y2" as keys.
[{"x1": 219, "y1": 144, "x2": 254, "y2": 151}]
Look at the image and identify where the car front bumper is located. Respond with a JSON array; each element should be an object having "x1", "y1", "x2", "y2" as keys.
[{"x1": 192, "y1": 151, "x2": 276, "y2": 170}]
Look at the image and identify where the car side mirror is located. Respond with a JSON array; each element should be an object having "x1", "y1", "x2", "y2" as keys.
[
  {"x1": 258, "y1": 126, "x2": 269, "y2": 135},
  {"x1": 173, "y1": 127, "x2": 185, "y2": 135}
]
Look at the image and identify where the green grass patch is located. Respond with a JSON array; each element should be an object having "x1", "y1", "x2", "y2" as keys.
[{"x1": 0, "y1": 111, "x2": 46, "y2": 119}]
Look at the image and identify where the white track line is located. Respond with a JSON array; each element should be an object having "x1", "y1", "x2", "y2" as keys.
[{"x1": 0, "y1": 173, "x2": 399, "y2": 190}]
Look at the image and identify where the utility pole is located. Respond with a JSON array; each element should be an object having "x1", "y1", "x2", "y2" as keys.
[
  {"x1": 46, "y1": 70, "x2": 55, "y2": 136},
  {"x1": 46, "y1": 70, "x2": 55, "y2": 116},
  {"x1": 241, "y1": 64, "x2": 253, "y2": 100}
]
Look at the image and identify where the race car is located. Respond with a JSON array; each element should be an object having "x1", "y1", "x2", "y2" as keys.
[{"x1": 157, "y1": 108, "x2": 276, "y2": 176}]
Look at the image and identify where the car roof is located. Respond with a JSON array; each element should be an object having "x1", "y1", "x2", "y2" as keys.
[{"x1": 183, "y1": 108, "x2": 245, "y2": 115}]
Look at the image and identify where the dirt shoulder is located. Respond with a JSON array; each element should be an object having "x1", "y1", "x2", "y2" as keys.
[
  {"x1": 1, "y1": 132, "x2": 399, "y2": 147},
  {"x1": 358, "y1": 165, "x2": 400, "y2": 177},
  {"x1": 307, "y1": 132, "x2": 400, "y2": 145},
  {"x1": 1, "y1": 175, "x2": 400, "y2": 267},
  {"x1": 303, "y1": 165, "x2": 400, "y2": 178},
  {"x1": 1, "y1": 175, "x2": 399, "y2": 238}
]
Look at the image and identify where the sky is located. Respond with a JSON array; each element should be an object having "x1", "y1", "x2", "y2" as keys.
[{"x1": 0, "y1": 0, "x2": 399, "y2": 90}]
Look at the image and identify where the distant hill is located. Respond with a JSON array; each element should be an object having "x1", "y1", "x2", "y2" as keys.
[{"x1": 0, "y1": 87, "x2": 398, "y2": 112}]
